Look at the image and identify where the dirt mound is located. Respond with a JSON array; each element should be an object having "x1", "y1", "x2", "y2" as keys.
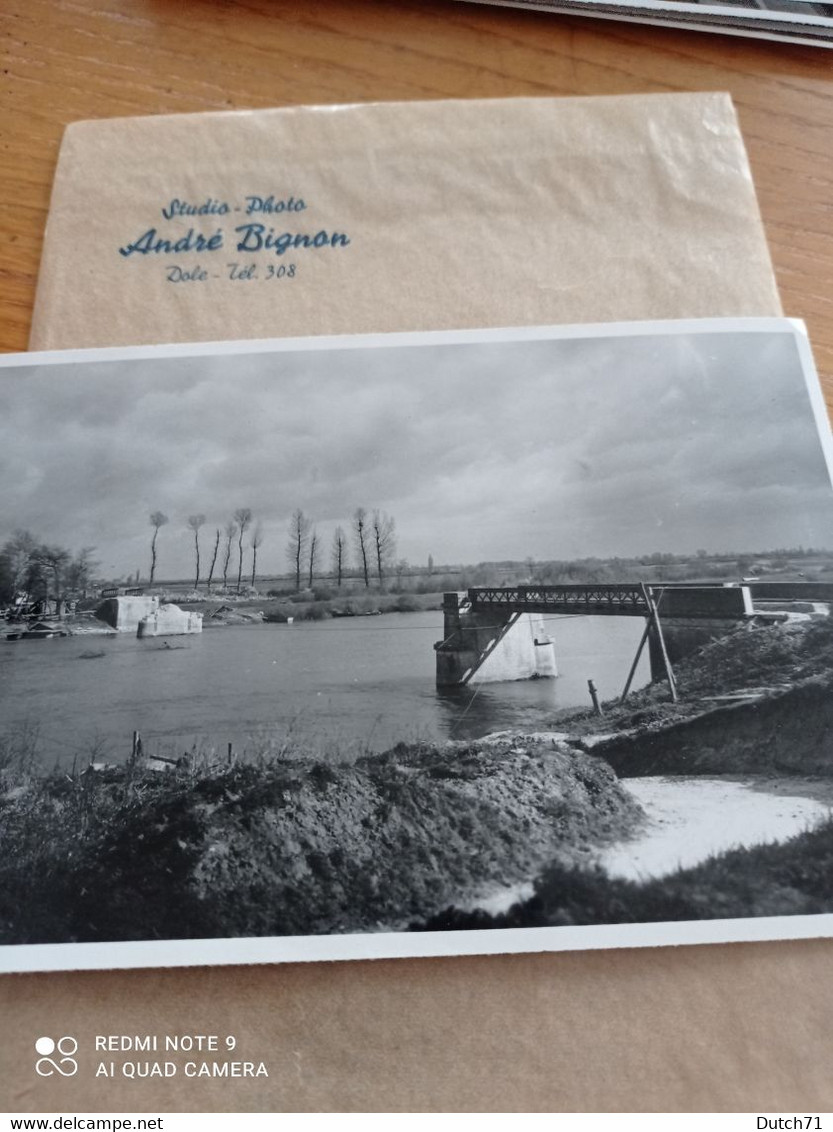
[
  {"x1": 576, "y1": 617, "x2": 833, "y2": 779},
  {"x1": 595, "y1": 674, "x2": 833, "y2": 779},
  {"x1": 0, "y1": 736, "x2": 642, "y2": 944},
  {"x1": 556, "y1": 616, "x2": 833, "y2": 749},
  {"x1": 673, "y1": 616, "x2": 833, "y2": 697}
]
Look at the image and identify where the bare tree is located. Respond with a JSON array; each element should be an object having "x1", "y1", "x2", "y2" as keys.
[
  {"x1": 353, "y1": 507, "x2": 370, "y2": 588},
  {"x1": 331, "y1": 526, "x2": 347, "y2": 587},
  {"x1": 206, "y1": 528, "x2": 220, "y2": 592},
  {"x1": 3, "y1": 530, "x2": 37, "y2": 594},
  {"x1": 187, "y1": 514, "x2": 206, "y2": 590},
  {"x1": 286, "y1": 509, "x2": 310, "y2": 590},
  {"x1": 65, "y1": 546, "x2": 99, "y2": 598},
  {"x1": 308, "y1": 528, "x2": 318, "y2": 588},
  {"x1": 234, "y1": 508, "x2": 253, "y2": 593},
  {"x1": 250, "y1": 522, "x2": 264, "y2": 589},
  {"x1": 32, "y1": 544, "x2": 71, "y2": 613},
  {"x1": 372, "y1": 510, "x2": 396, "y2": 588},
  {"x1": 148, "y1": 511, "x2": 168, "y2": 587},
  {"x1": 222, "y1": 521, "x2": 237, "y2": 590}
]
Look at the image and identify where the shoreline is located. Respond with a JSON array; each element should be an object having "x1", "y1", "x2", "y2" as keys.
[{"x1": 2, "y1": 593, "x2": 446, "y2": 637}]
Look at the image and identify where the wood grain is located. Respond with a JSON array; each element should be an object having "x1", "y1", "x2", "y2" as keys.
[
  {"x1": 1, "y1": 1, "x2": 832, "y2": 391},
  {"x1": 2, "y1": 4, "x2": 832, "y2": 375},
  {"x1": 1, "y1": 0, "x2": 833, "y2": 1114}
]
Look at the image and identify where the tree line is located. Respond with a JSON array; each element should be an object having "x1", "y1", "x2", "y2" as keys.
[
  {"x1": 286, "y1": 507, "x2": 396, "y2": 589},
  {"x1": 145, "y1": 505, "x2": 397, "y2": 593},
  {"x1": 147, "y1": 508, "x2": 264, "y2": 593}
]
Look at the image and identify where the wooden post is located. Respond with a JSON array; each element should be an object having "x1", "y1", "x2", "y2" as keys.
[
  {"x1": 131, "y1": 730, "x2": 141, "y2": 761},
  {"x1": 588, "y1": 678, "x2": 603, "y2": 716},
  {"x1": 227, "y1": 742, "x2": 234, "y2": 765},
  {"x1": 620, "y1": 619, "x2": 651, "y2": 703},
  {"x1": 642, "y1": 584, "x2": 678, "y2": 703}
]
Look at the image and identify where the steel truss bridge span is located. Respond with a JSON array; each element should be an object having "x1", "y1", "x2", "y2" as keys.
[
  {"x1": 439, "y1": 582, "x2": 829, "y2": 690},
  {"x1": 467, "y1": 584, "x2": 687, "y2": 618},
  {"x1": 438, "y1": 583, "x2": 755, "y2": 690}
]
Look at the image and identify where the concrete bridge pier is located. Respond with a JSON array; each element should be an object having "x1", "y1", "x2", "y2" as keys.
[
  {"x1": 435, "y1": 592, "x2": 557, "y2": 687},
  {"x1": 95, "y1": 594, "x2": 159, "y2": 631}
]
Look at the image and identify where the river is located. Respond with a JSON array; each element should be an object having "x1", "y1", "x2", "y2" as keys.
[{"x1": 0, "y1": 611, "x2": 650, "y2": 766}]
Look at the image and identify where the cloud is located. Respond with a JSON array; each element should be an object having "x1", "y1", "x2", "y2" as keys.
[{"x1": 1, "y1": 326, "x2": 831, "y2": 580}]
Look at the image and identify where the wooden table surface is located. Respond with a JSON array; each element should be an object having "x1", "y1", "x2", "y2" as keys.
[
  {"x1": 2, "y1": 0, "x2": 833, "y2": 1114},
  {"x1": 2, "y1": 1, "x2": 832, "y2": 380}
]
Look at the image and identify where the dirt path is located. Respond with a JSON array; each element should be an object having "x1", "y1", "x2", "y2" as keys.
[{"x1": 599, "y1": 776, "x2": 833, "y2": 881}]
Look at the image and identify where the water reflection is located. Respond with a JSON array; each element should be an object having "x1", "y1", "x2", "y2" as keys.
[{"x1": 434, "y1": 682, "x2": 562, "y2": 741}]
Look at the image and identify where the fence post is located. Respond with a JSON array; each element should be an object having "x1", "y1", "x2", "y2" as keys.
[{"x1": 588, "y1": 679, "x2": 603, "y2": 716}]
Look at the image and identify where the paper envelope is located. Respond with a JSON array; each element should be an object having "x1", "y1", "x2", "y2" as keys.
[{"x1": 29, "y1": 91, "x2": 780, "y2": 350}]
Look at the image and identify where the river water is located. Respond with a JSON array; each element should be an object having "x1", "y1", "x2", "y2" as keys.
[{"x1": 0, "y1": 611, "x2": 650, "y2": 766}]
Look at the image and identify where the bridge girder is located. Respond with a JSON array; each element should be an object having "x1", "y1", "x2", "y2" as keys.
[{"x1": 466, "y1": 583, "x2": 757, "y2": 620}]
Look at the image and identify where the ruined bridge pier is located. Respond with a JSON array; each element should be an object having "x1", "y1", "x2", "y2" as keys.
[
  {"x1": 435, "y1": 584, "x2": 754, "y2": 688},
  {"x1": 435, "y1": 593, "x2": 557, "y2": 687}
]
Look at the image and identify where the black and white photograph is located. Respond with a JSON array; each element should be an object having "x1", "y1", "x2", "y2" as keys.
[{"x1": 2, "y1": 318, "x2": 833, "y2": 971}]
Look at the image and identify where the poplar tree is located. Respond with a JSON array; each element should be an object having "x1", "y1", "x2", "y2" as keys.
[
  {"x1": 222, "y1": 521, "x2": 237, "y2": 590},
  {"x1": 187, "y1": 514, "x2": 206, "y2": 590},
  {"x1": 286, "y1": 509, "x2": 310, "y2": 590},
  {"x1": 372, "y1": 510, "x2": 396, "y2": 588},
  {"x1": 148, "y1": 511, "x2": 168, "y2": 587},
  {"x1": 331, "y1": 526, "x2": 347, "y2": 587},
  {"x1": 353, "y1": 507, "x2": 370, "y2": 588},
  {"x1": 234, "y1": 508, "x2": 253, "y2": 593}
]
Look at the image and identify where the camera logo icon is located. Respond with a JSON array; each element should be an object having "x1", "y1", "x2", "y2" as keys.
[{"x1": 35, "y1": 1036, "x2": 78, "y2": 1077}]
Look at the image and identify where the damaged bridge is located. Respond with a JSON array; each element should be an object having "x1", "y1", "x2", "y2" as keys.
[{"x1": 435, "y1": 583, "x2": 757, "y2": 689}]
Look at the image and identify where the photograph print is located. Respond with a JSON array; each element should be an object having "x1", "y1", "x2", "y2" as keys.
[{"x1": 2, "y1": 318, "x2": 833, "y2": 970}]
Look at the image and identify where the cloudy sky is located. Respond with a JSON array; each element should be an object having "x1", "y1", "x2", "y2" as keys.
[{"x1": 1, "y1": 324, "x2": 832, "y2": 581}]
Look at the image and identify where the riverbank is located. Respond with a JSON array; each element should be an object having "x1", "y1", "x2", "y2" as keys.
[
  {"x1": 413, "y1": 616, "x2": 833, "y2": 932},
  {"x1": 547, "y1": 614, "x2": 833, "y2": 777},
  {"x1": 184, "y1": 588, "x2": 444, "y2": 624},
  {"x1": 2, "y1": 589, "x2": 445, "y2": 637},
  {"x1": 0, "y1": 732, "x2": 641, "y2": 944}
]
